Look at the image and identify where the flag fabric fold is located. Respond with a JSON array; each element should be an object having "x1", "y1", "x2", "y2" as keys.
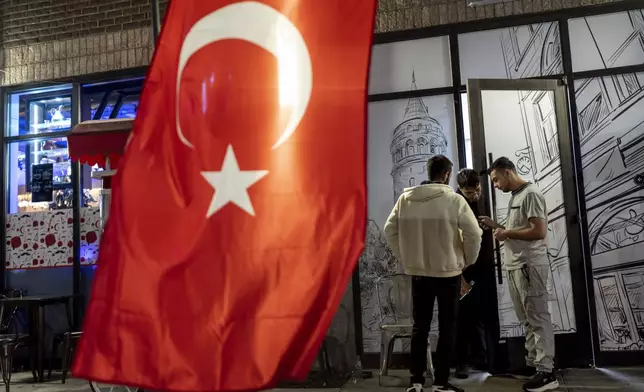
[{"x1": 72, "y1": 1, "x2": 376, "y2": 391}]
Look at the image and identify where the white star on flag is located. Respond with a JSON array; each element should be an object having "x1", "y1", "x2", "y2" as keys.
[{"x1": 201, "y1": 145, "x2": 269, "y2": 217}]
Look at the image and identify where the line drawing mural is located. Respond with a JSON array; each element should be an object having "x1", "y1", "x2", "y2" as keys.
[
  {"x1": 361, "y1": 75, "x2": 454, "y2": 352},
  {"x1": 572, "y1": 17, "x2": 644, "y2": 353},
  {"x1": 459, "y1": 21, "x2": 562, "y2": 80},
  {"x1": 390, "y1": 72, "x2": 449, "y2": 201},
  {"x1": 569, "y1": 9, "x2": 644, "y2": 73},
  {"x1": 572, "y1": 8, "x2": 644, "y2": 352}
]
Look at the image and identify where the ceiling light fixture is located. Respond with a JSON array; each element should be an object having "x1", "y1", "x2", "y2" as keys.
[{"x1": 468, "y1": 0, "x2": 512, "y2": 6}]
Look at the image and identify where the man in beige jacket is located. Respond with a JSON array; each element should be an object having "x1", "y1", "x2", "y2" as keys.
[{"x1": 384, "y1": 155, "x2": 482, "y2": 392}]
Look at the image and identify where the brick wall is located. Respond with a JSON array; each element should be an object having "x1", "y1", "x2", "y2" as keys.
[
  {"x1": 375, "y1": 0, "x2": 623, "y2": 32},
  {"x1": 0, "y1": 0, "x2": 628, "y2": 86},
  {"x1": 0, "y1": 0, "x2": 168, "y2": 85}
]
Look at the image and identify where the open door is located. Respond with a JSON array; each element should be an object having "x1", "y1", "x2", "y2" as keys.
[{"x1": 466, "y1": 78, "x2": 593, "y2": 369}]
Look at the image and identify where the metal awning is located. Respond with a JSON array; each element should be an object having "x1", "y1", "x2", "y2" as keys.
[{"x1": 67, "y1": 118, "x2": 133, "y2": 169}]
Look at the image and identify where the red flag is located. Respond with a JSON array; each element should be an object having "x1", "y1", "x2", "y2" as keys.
[{"x1": 72, "y1": 1, "x2": 375, "y2": 391}]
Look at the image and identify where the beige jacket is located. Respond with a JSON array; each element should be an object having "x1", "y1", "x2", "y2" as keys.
[{"x1": 383, "y1": 184, "x2": 482, "y2": 278}]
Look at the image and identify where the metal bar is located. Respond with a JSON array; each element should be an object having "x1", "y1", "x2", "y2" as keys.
[
  {"x1": 0, "y1": 87, "x2": 6, "y2": 293},
  {"x1": 465, "y1": 80, "x2": 499, "y2": 284},
  {"x1": 368, "y1": 86, "x2": 455, "y2": 102},
  {"x1": 351, "y1": 267, "x2": 364, "y2": 357},
  {"x1": 372, "y1": 0, "x2": 643, "y2": 44},
  {"x1": 449, "y1": 32, "x2": 467, "y2": 169},
  {"x1": 71, "y1": 83, "x2": 82, "y2": 329},
  {"x1": 151, "y1": 0, "x2": 162, "y2": 44},
  {"x1": 1, "y1": 69, "x2": 148, "y2": 95},
  {"x1": 92, "y1": 90, "x2": 112, "y2": 120},
  {"x1": 4, "y1": 131, "x2": 71, "y2": 143},
  {"x1": 572, "y1": 63, "x2": 644, "y2": 80},
  {"x1": 109, "y1": 94, "x2": 125, "y2": 119},
  {"x1": 552, "y1": 80, "x2": 596, "y2": 368},
  {"x1": 487, "y1": 153, "x2": 503, "y2": 285},
  {"x1": 559, "y1": 18, "x2": 599, "y2": 368},
  {"x1": 469, "y1": 78, "x2": 563, "y2": 91}
]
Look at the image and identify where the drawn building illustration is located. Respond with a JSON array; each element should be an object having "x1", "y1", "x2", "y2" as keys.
[
  {"x1": 488, "y1": 22, "x2": 577, "y2": 338},
  {"x1": 390, "y1": 74, "x2": 448, "y2": 200},
  {"x1": 360, "y1": 77, "x2": 448, "y2": 352},
  {"x1": 573, "y1": 9, "x2": 644, "y2": 351},
  {"x1": 358, "y1": 220, "x2": 400, "y2": 352}
]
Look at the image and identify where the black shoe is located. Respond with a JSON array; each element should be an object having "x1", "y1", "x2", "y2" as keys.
[
  {"x1": 405, "y1": 383, "x2": 423, "y2": 392},
  {"x1": 434, "y1": 382, "x2": 465, "y2": 392},
  {"x1": 522, "y1": 372, "x2": 560, "y2": 392},
  {"x1": 455, "y1": 365, "x2": 469, "y2": 379},
  {"x1": 511, "y1": 367, "x2": 537, "y2": 380}
]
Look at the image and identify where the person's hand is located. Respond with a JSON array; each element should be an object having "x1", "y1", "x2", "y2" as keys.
[
  {"x1": 460, "y1": 276, "x2": 471, "y2": 297},
  {"x1": 478, "y1": 216, "x2": 496, "y2": 229},
  {"x1": 494, "y1": 228, "x2": 509, "y2": 241}
]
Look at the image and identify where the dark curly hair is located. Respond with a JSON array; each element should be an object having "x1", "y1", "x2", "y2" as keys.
[{"x1": 456, "y1": 169, "x2": 480, "y2": 189}]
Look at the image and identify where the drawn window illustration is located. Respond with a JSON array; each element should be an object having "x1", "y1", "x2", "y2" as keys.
[
  {"x1": 579, "y1": 92, "x2": 610, "y2": 137},
  {"x1": 406, "y1": 139, "x2": 415, "y2": 156},
  {"x1": 430, "y1": 138, "x2": 437, "y2": 154},
  {"x1": 598, "y1": 276, "x2": 631, "y2": 344},
  {"x1": 612, "y1": 73, "x2": 641, "y2": 103},
  {"x1": 417, "y1": 137, "x2": 427, "y2": 154},
  {"x1": 533, "y1": 91, "x2": 559, "y2": 163},
  {"x1": 630, "y1": 10, "x2": 644, "y2": 40},
  {"x1": 509, "y1": 25, "x2": 535, "y2": 66},
  {"x1": 593, "y1": 204, "x2": 644, "y2": 255},
  {"x1": 622, "y1": 272, "x2": 644, "y2": 341},
  {"x1": 409, "y1": 177, "x2": 416, "y2": 187}
]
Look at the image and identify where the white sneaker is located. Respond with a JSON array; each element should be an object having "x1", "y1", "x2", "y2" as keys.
[
  {"x1": 433, "y1": 382, "x2": 465, "y2": 392},
  {"x1": 406, "y1": 383, "x2": 424, "y2": 392}
]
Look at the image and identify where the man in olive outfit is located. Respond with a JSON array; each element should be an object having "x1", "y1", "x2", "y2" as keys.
[
  {"x1": 384, "y1": 156, "x2": 482, "y2": 392},
  {"x1": 479, "y1": 157, "x2": 559, "y2": 392}
]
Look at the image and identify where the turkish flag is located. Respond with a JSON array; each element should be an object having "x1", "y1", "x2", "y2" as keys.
[{"x1": 72, "y1": 1, "x2": 375, "y2": 391}]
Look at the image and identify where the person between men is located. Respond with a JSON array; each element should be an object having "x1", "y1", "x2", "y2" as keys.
[
  {"x1": 479, "y1": 157, "x2": 559, "y2": 392},
  {"x1": 453, "y1": 169, "x2": 491, "y2": 379},
  {"x1": 384, "y1": 155, "x2": 482, "y2": 392}
]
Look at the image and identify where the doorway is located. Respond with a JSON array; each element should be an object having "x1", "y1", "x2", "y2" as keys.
[{"x1": 466, "y1": 78, "x2": 594, "y2": 369}]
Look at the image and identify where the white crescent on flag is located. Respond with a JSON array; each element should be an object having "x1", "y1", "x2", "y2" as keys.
[{"x1": 176, "y1": 1, "x2": 313, "y2": 150}]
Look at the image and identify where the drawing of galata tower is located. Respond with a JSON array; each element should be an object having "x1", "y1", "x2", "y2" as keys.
[{"x1": 390, "y1": 72, "x2": 448, "y2": 201}]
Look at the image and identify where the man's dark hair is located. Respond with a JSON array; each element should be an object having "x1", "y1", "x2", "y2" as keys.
[
  {"x1": 487, "y1": 156, "x2": 516, "y2": 174},
  {"x1": 427, "y1": 155, "x2": 453, "y2": 182},
  {"x1": 457, "y1": 169, "x2": 480, "y2": 189}
]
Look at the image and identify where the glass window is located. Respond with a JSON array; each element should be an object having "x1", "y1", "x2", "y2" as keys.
[
  {"x1": 533, "y1": 92, "x2": 558, "y2": 163},
  {"x1": 461, "y1": 92, "x2": 473, "y2": 169},
  {"x1": 7, "y1": 138, "x2": 72, "y2": 213},
  {"x1": 116, "y1": 95, "x2": 140, "y2": 118},
  {"x1": 6, "y1": 85, "x2": 73, "y2": 137},
  {"x1": 569, "y1": 9, "x2": 644, "y2": 73},
  {"x1": 83, "y1": 164, "x2": 103, "y2": 209},
  {"x1": 88, "y1": 92, "x2": 120, "y2": 120},
  {"x1": 369, "y1": 36, "x2": 452, "y2": 95},
  {"x1": 459, "y1": 22, "x2": 562, "y2": 81},
  {"x1": 87, "y1": 92, "x2": 140, "y2": 120},
  {"x1": 77, "y1": 79, "x2": 144, "y2": 268}
]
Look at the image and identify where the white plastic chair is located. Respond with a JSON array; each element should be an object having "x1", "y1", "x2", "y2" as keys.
[{"x1": 376, "y1": 273, "x2": 434, "y2": 385}]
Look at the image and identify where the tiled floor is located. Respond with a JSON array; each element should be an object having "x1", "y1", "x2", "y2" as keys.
[
  {"x1": 346, "y1": 368, "x2": 644, "y2": 391},
  {"x1": 4, "y1": 367, "x2": 644, "y2": 391}
]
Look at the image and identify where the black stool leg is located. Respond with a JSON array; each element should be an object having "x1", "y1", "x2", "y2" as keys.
[
  {"x1": 1, "y1": 345, "x2": 13, "y2": 392},
  {"x1": 61, "y1": 334, "x2": 73, "y2": 384},
  {"x1": 48, "y1": 337, "x2": 59, "y2": 380}
]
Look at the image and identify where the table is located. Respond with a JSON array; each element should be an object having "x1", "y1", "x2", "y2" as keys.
[{"x1": 0, "y1": 294, "x2": 78, "y2": 382}]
